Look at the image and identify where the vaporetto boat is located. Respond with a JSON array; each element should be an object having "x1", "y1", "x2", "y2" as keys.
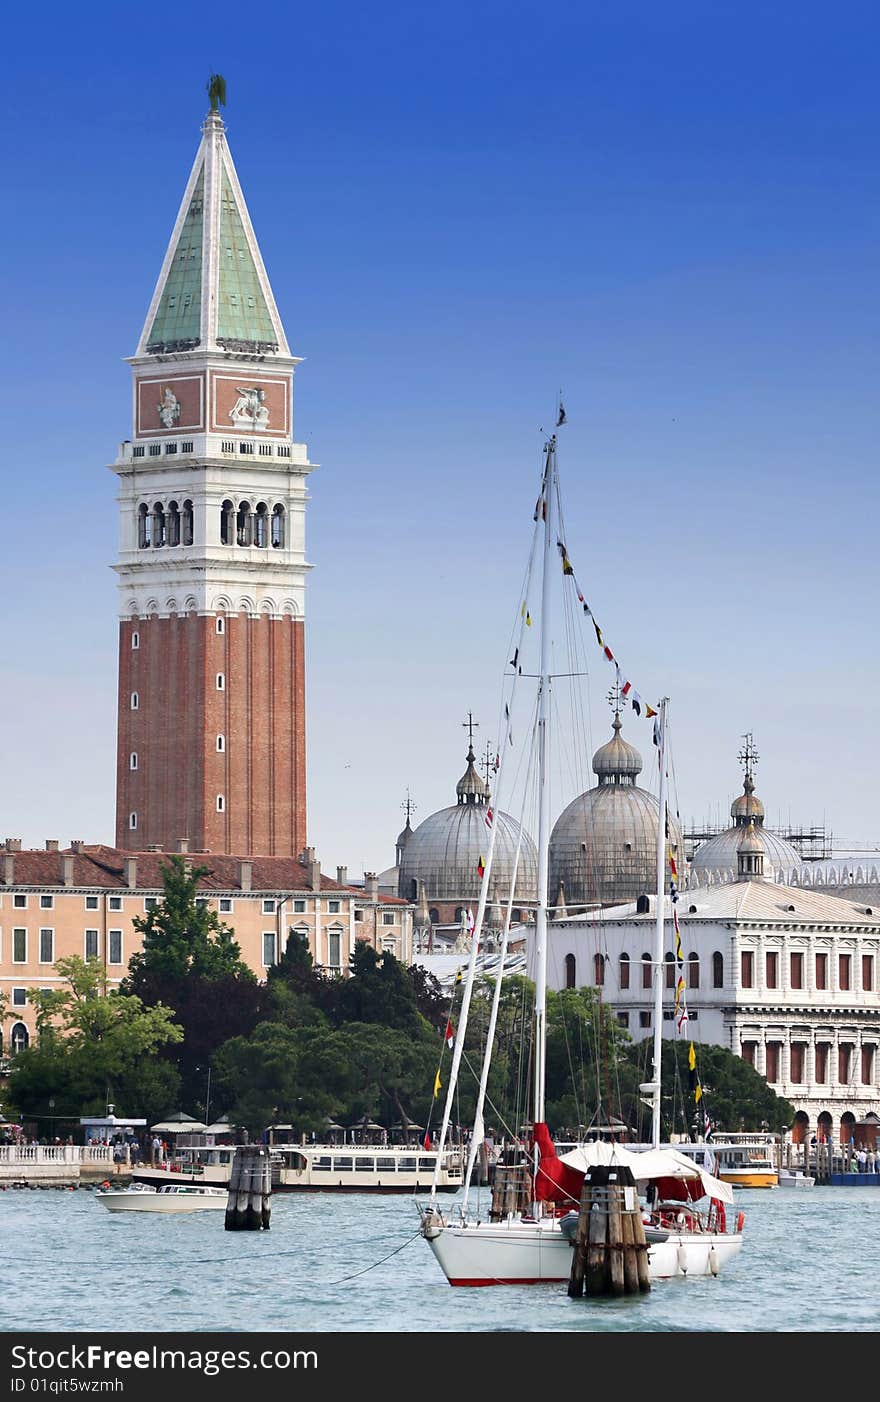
[{"x1": 132, "y1": 1143, "x2": 464, "y2": 1193}]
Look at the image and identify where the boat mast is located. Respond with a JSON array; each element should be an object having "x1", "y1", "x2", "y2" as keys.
[
  {"x1": 532, "y1": 434, "x2": 556, "y2": 1130},
  {"x1": 650, "y1": 696, "x2": 669, "y2": 1150}
]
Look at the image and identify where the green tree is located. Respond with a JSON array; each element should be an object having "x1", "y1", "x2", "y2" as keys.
[
  {"x1": 6, "y1": 956, "x2": 182, "y2": 1124},
  {"x1": 122, "y1": 856, "x2": 262, "y2": 1110},
  {"x1": 619, "y1": 1039, "x2": 796, "y2": 1140},
  {"x1": 212, "y1": 1023, "x2": 303, "y2": 1135},
  {"x1": 125, "y1": 855, "x2": 255, "y2": 985},
  {"x1": 338, "y1": 944, "x2": 427, "y2": 1034}
]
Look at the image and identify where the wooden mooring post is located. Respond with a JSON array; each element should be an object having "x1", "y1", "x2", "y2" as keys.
[
  {"x1": 489, "y1": 1161, "x2": 532, "y2": 1221},
  {"x1": 225, "y1": 1145, "x2": 271, "y2": 1231},
  {"x1": 567, "y1": 1164, "x2": 650, "y2": 1298}
]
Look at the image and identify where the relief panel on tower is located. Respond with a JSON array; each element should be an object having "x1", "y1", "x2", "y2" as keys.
[
  {"x1": 136, "y1": 375, "x2": 205, "y2": 437},
  {"x1": 210, "y1": 373, "x2": 290, "y2": 436}
]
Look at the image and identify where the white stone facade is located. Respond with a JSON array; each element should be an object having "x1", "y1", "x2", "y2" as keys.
[{"x1": 540, "y1": 878, "x2": 880, "y2": 1135}]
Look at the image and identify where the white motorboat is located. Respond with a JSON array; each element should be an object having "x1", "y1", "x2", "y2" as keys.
[
  {"x1": 777, "y1": 1167, "x2": 816, "y2": 1189},
  {"x1": 96, "y1": 1182, "x2": 228, "y2": 1212}
]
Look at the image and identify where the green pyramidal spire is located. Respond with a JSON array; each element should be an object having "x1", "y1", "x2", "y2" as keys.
[{"x1": 137, "y1": 95, "x2": 289, "y2": 358}]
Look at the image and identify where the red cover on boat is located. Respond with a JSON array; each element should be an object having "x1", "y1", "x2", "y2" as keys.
[{"x1": 530, "y1": 1121, "x2": 585, "y2": 1205}]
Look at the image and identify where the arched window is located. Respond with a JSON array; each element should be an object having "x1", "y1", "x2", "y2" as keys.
[
  {"x1": 664, "y1": 951, "x2": 675, "y2": 989},
  {"x1": 254, "y1": 502, "x2": 269, "y2": 548},
  {"x1": 271, "y1": 504, "x2": 285, "y2": 548},
  {"x1": 565, "y1": 953, "x2": 576, "y2": 989},
  {"x1": 137, "y1": 503, "x2": 150, "y2": 549},
  {"x1": 593, "y1": 952, "x2": 604, "y2": 987},
  {"x1": 429, "y1": 908, "x2": 439, "y2": 924},
  {"x1": 220, "y1": 500, "x2": 234, "y2": 545},
  {"x1": 236, "y1": 501, "x2": 253, "y2": 547},
  {"x1": 216, "y1": 795, "x2": 225, "y2": 812},
  {"x1": 11, "y1": 1022, "x2": 29, "y2": 1054},
  {"x1": 216, "y1": 673, "x2": 225, "y2": 691},
  {"x1": 129, "y1": 752, "x2": 138, "y2": 770},
  {"x1": 688, "y1": 953, "x2": 700, "y2": 990},
  {"x1": 152, "y1": 502, "x2": 166, "y2": 547},
  {"x1": 217, "y1": 735, "x2": 225, "y2": 752},
  {"x1": 131, "y1": 631, "x2": 139, "y2": 650},
  {"x1": 167, "y1": 500, "x2": 180, "y2": 547},
  {"x1": 641, "y1": 953, "x2": 652, "y2": 989},
  {"x1": 129, "y1": 812, "x2": 137, "y2": 830},
  {"x1": 454, "y1": 907, "x2": 463, "y2": 922},
  {"x1": 512, "y1": 908, "x2": 522, "y2": 922},
  {"x1": 182, "y1": 499, "x2": 193, "y2": 546},
  {"x1": 216, "y1": 615, "x2": 225, "y2": 634},
  {"x1": 712, "y1": 952, "x2": 724, "y2": 988},
  {"x1": 130, "y1": 692, "x2": 138, "y2": 710},
  {"x1": 619, "y1": 952, "x2": 630, "y2": 989}
]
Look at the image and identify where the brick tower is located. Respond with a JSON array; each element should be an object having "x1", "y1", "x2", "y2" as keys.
[{"x1": 113, "y1": 96, "x2": 313, "y2": 855}]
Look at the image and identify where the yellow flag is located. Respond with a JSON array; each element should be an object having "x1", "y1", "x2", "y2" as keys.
[
  {"x1": 695, "y1": 1082, "x2": 702, "y2": 1103},
  {"x1": 433, "y1": 1069, "x2": 442, "y2": 1098},
  {"x1": 688, "y1": 1042, "x2": 696, "y2": 1072}
]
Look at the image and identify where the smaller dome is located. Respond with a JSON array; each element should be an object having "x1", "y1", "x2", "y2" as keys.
[
  {"x1": 731, "y1": 775, "x2": 764, "y2": 825},
  {"x1": 396, "y1": 818, "x2": 413, "y2": 850},
  {"x1": 592, "y1": 715, "x2": 642, "y2": 785},
  {"x1": 456, "y1": 744, "x2": 488, "y2": 804}
]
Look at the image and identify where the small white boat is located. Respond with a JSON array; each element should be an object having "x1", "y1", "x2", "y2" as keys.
[
  {"x1": 96, "y1": 1182, "x2": 228, "y2": 1212},
  {"x1": 777, "y1": 1168, "x2": 815, "y2": 1189}
]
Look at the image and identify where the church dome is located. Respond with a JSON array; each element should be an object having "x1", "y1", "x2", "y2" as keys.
[
  {"x1": 691, "y1": 824, "x2": 799, "y2": 879},
  {"x1": 592, "y1": 715, "x2": 643, "y2": 783},
  {"x1": 690, "y1": 737, "x2": 799, "y2": 882},
  {"x1": 549, "y1": 715, "x2": 679, "y2": 906},
  {"x1": 398, "y1": 744, "x2": 537, "y2": 904}
]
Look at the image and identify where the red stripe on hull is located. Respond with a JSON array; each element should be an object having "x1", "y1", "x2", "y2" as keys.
[{"x1": 448, "y1": 1277, "x2": 566, "y2": 1287}]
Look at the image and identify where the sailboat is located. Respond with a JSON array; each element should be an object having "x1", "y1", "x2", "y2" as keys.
[{"x1": 419, "y1": 423, "x2": 745, "y2": 1285}]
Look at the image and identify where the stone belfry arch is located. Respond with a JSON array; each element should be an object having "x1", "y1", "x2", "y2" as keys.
[{"x1": 112, "y1": 90, "x2": 313, "y2": 855}]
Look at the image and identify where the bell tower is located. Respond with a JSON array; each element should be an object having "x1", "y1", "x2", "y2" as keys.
[{"x1": 112, "y1": 89, "x2": 313, "y2": 855}]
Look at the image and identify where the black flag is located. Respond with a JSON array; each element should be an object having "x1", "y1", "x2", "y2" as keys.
[{"x1": 556, "y1": 401, "x2": 566, "y2": 427}]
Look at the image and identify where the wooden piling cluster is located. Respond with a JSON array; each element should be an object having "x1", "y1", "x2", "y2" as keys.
[
  {"x1": 489, "y1": 1162, "x2": 532, "y2": 1221},
  {"x1": 225, "y1": 1146, "x2": 271, "y2": 1231},
  {"x1": 567, "y1": 1164, "x2": 650, "y2": 1297}
]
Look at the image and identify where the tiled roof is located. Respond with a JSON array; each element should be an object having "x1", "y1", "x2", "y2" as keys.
[
  {"x1": 0, "y1": 845, "x2": 345, "y2": 894},
  {"x1": 559, "y1": 879, "x2": 880, "y2": 929}
]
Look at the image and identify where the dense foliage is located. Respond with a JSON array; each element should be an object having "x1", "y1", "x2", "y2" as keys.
[{"x1": 3, "y1": 858, "x2": 797, "y2": 1140}]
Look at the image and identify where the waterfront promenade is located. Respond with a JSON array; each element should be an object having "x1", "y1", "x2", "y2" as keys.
[{"x1": 0, "y1": 1144, "x2": 117, "y2": 1187}]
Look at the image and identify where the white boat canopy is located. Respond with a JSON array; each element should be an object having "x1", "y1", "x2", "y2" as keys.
[{"x1": 557, "y1": 1141, "x2": 734, "y2": 1205}]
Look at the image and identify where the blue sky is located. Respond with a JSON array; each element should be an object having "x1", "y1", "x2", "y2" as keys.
[{"x1": 1, "y1": 1, "x2": 878, "y2": 873}]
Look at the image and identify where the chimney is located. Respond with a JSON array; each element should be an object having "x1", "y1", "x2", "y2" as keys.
[
  {"x1": 70, "y1": 840, "x2": 85, "y2": 853},
  {"x1": 3, "y1": 853, "x2": 13, "y2": 885},
  {"x1": 365, "y1": 871, "x2": 379, "y2": 902},
  {"x1": 6, "y1": 838, "x2": 22, "y2": 852},
  {"x1": 177, "y1": 838, "x2": 190, "y2": 854},
  {"x1": 124, "y1": 857, "x2": 138, "y2": 889},
  {"x1": 336, "y1": 865, "x2": 348, "y2": 887},
  {"x1": 62, "y1": 855, "x2": 75, "y2": 887},
  {"x1": 310, "y1": 858, "x2": 322, "y2": 892},
  {"x1": 46, "y1": 840, "x2": 59, "y2": 853},
  {"x1": 238, "y1": 860, "x2": 253, "y2": 893}
]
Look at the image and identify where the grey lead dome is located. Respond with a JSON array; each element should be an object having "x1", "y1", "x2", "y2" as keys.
[
  {"x1": 397, "y1": 744, "x2": 537, "y2": 904},
  {"x1": 549, "y1": 714, "x2": 678, "y2": 906}
]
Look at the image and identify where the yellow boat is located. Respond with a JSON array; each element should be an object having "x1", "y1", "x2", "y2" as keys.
[{"x1": 676, "y1": 1134, "x2": 778, "y2": 1189}]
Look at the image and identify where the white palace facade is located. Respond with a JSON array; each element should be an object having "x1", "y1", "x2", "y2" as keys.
[{"x1": 543, "y1": 834, "x2": 880, "y2": 1144}]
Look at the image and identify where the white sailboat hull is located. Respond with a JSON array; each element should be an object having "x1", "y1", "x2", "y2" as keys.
[{"x1": 423, "y1": 1216, "x2": 743, "y2": 1285}]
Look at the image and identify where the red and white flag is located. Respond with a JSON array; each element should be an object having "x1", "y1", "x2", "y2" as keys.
[{"x1": 444, "y1": 1019, "x2": 455, "y2": 1049}]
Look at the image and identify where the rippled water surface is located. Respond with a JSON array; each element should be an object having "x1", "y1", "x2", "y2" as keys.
[{"x1": 3, "y1": 1185, "x2": 880, "y2": 1333}]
